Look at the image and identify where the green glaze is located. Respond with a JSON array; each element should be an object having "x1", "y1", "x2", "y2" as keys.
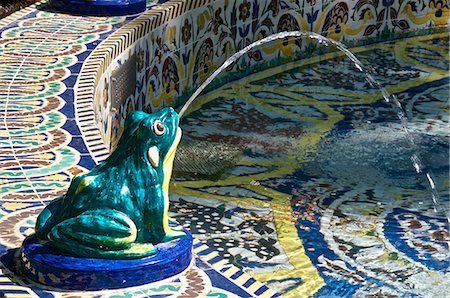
[{"x1": 35, "y1": 107, "x2": 186, "y2": 259}]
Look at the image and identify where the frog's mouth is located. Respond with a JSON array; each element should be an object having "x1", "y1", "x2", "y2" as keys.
[{"x1": 147, "y1": 127, "x2": 182, "y2": 169}]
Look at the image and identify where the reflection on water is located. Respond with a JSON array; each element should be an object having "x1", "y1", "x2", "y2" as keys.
[
  {"x1": 305, "y1": 125, "x2": 449, "y2": 192},
  {"x1": 179, "y1": 30, "x2": 443, "y2": 213},
  {"x1": 171, "y1": 33, "x2": 449, "y2": 297}
]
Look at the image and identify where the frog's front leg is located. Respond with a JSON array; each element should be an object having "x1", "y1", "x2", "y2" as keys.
[
  {"x1": 48, "y1": 209, "x2": 156, "y2": 259},
  {"x1": 163, "y1": 213, "x2": 186, "y2": 242},
  {"x1": 36, "y1": 195, "x2": 63, "y2": 240}
]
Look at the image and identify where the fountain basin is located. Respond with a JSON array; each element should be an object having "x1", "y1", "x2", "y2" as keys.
[{"x1": 0, "y1": 0, "x2": 447, "y2": 297}]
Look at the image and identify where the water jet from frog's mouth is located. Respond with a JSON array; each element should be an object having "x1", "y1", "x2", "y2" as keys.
[
  {"x1": 175, "y1": 30, "x2": 443, "y2": 213},
  {"x1": 178, "y1": 31, "x2": 347, "y2": 118}
]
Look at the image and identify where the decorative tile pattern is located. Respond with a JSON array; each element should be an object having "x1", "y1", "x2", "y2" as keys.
[
  {"x1": 0, "y1": 2, "x2": 277, "y2": 297},
  {"x1": 0, "y1": 9, "x2": 125, "y2": 203},
  {"x1": 170, "y1": 195, "x2": 293, "y2": 275},
  {"x1": 0, "y1": 271, "x2": 36, "y2": 298},
  {"x1": 0, "y1": 0, "x2": 448, "y2": 297},
  {"x1": 83, "y1": 0, "x2": 447, "y2": 153},
  {"x1": 166, "y1": 33, "x2": 449, "y2": 297},
  {"x1": 0, "y1": 203, "x2": 276, "y2": 297}
]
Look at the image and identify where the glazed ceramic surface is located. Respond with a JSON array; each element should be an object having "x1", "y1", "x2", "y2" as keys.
[
  {"x1": 0, "y1": 0, "x2": 448, "y2": 297},
  {"x1": 88, "y1": 0, "x2": 448, "y2": 150},
  {"x1": 35, "y1": 108, "x2": 185, "y2": 259},
  {"x1": 0, "y1": 2, "x2": 277, "y2": 297}
]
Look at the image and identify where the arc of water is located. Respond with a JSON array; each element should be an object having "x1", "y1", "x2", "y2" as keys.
[{"x1": 178, "y1": 31, "x2": 443, "y2": 212}]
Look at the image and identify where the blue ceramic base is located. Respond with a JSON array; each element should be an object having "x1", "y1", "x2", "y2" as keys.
[
  {"x1": 20, "y1": 230, "x2": 193, "y2": 290},
  {"x1": 49, "y1": 0, "x2": 146, "y2": 16}
]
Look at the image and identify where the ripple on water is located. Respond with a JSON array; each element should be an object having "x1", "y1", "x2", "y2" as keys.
[{"x1": 303, "y1": 123, "x2": 449, "y2": 199}]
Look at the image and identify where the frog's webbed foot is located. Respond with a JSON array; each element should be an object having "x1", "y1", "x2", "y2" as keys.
[
  {"x1": 168, "y1": 217, "x2": 184, "y2": 232},
  {"x1": 170, "y1": 225, "x2": 184, "y2": 232},
  {"x1": 168, "y1": 217, "x2": 178, "y2": 225},
  {"x1": 48, "y1": 209, "x2": 156, "y2": 259},
  {"x1": 163, "y1": 228, "x2": 187, "y2": 242}
]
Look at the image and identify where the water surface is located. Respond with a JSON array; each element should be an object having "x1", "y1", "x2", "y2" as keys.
[{"x1": 171, "y1": 33, "x2": 449, "y2": 297}]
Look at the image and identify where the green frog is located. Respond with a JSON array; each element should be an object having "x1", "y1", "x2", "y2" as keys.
[{"x1": 35, "y1": 107, "x2": 186, "y2": 259}]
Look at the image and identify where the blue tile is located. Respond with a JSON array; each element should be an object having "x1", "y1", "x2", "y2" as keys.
[
  {"x1": 255, "y1": 285, "x2": 270, "y2": 296},
  {"x1": 60, "y1": 88, "x2": 75, "y2": 103},
  {"x1": 220, "y1": 266, "x2": 230, "y2": 273},
  {"x1": 206, "y1": 255, "x2": 222, "y2": 265},
  {"x1": 0, "y1": 289, "x2": 30, "y2": 294},
  {"x1": 242, "y1": 278, "x2": 256, "y2": 288},
  {"x1": 69, "y1": 137, "x2": 89, "y2": 153},
  {"x1": 196, "y1": 247, "x2": 214, "y2": 256},
  {"x1": 193, "y1": 241, "x2": 203, "y2": 249},
  {"x1": 59, "y1": 103, "x2": 75, "y2": 118},
  {"x1": 0, "y1": 21, "x2": 21, "y2": 33},
  {"x1": 68, "y1": 63, "x2": 83, "y2": 74},
  {"x1": 62, "y1": 119, "x2": 81, "y2": 136},
  {"x1": 76, "y1": 50, "x2": 93, "y2": 62},
  {"x1": 230, "y1": 270, "x2": 244, "y2": 280},
  {"x1": 63, "y1": 75, "x2": 78, "y2": 88},
  {"x1": 78, "y1": 155, "x2": 97, "y2": 170}
]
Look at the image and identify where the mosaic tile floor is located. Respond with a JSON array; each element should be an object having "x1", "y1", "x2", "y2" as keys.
[
  {"x1": 0, "y1": 1, "x2": 448, "y2": 298},
  {"x1": 172, "y1": 33, "x2": 449, "y2": 297},
  {"x1": 0, "y1": 2, "x2": 276, "y2": 297}
]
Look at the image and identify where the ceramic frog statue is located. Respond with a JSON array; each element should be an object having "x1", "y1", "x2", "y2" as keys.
[{"x1": 35, "y1": 107, "x2": 186, "y2": 259}]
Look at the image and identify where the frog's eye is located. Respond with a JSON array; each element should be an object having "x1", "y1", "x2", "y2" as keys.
[{"x1": 153, "y1": 120, "x2": 165, "y2": 136}]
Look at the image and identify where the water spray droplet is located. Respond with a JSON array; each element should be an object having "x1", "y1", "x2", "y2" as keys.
[
  {"x1": 411, "y1": 154, "x2": 422, "y2": 173},
  {"x1": 426, "y1": 173, "x2": 436, "y2": 189}
]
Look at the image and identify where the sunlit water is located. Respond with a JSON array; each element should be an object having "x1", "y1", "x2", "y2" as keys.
[
  {"x1": 172, "y1": 33, "x2": 449, "y2": 296},
  {"x1": 178, "y1": 31, "x2": 443, "y2": 213}
]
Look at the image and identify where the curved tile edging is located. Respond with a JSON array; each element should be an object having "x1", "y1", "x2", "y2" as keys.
[
  {"x1": 76, "y1": 0, "x2": 448, "y2": 155},
  {"x1": 75, "y1": 0, "x2": 216, "y2": 162},
  {"x1": 71, "y1": 1, "x2": 447, "y2": 295}
]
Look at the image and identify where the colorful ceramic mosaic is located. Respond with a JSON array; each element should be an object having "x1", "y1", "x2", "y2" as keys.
[
  {"x1": 0, "y1": 2, "x2": 276, "y2": 297},
  {"x1": 0, "y1": 0, "x2": 448, "y2": 297},
  {"x1": 167, "y1": 33, "x2": 449, "y2": 297},
  {"x1": 86, "y1": 0, "x2": 448, "y2": 150}
]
